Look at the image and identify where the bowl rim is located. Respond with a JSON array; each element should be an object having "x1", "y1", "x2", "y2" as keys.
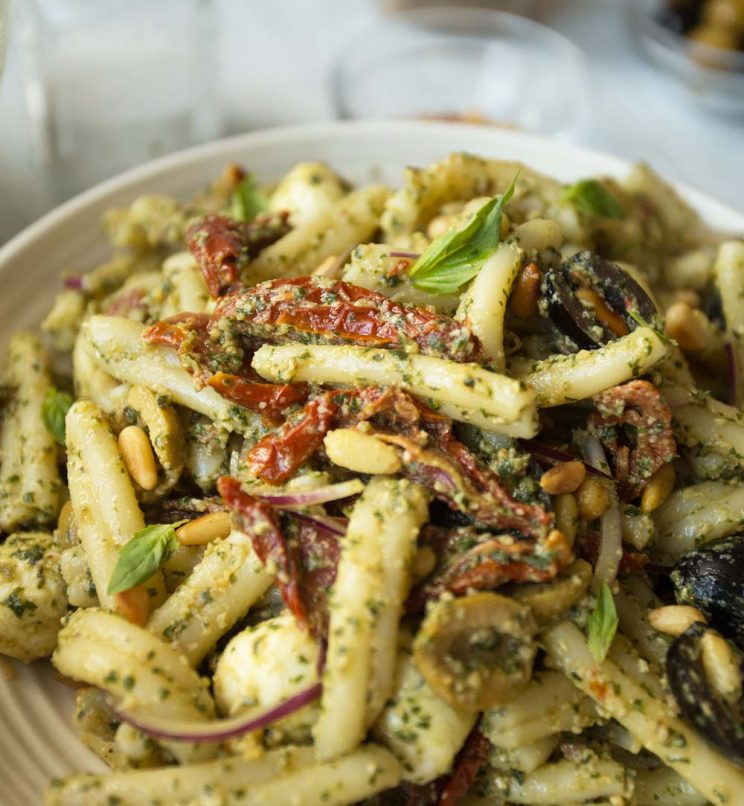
[{"x1": 1, "y1": 118, "x2": 742, "y2": 270}]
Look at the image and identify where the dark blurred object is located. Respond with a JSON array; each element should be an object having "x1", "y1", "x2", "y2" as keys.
[
  {"x1": 657, "y1": 0, "x2": 744, "y2": 52},
  {"x1": 629, "y1": 0, "x2": 744, "y2": 114}
]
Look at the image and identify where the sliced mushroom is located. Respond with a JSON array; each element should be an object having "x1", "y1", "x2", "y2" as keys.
[
  {"x1": 666, "y1": 622, "x2": 744, "y2": 768},
  {"x1": 413, "y1": 592, "x2": 537, "y2": 711},
  {"x1": 117, "y1": 385, "x2": 185, "y2": 502},
  {"x1": 507, "y1": 559, "x2": 592, "y2": 626}
]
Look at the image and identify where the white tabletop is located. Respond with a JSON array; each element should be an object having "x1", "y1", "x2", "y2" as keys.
[{"x1": 0, "y1": 0, "x2": 741, "y2": 246}]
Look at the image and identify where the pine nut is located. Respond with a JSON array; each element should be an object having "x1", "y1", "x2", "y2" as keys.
[
  {"x1": 324, "y1": 428, "x2": 402, "y2": 475},
  {"x1": 665, "y1": 301, "x2": 711, "y2": 353},
  {"x1": 509, "y1": 262, "x2": 543, "y2": 319},
  {"x1": 313, "y1": 254, "x2": 342, "y2": 279},
  {"x1": 701, "y1": 630, "x2": 743, "y2": 704},
  {"x1": 176, "y1": 511, "x2": 233, "y2": 546},
  {"x1": 540, "y1": 460, "x2": 586, "y2": 495},
  {"x1": 576, "y1": 288, "x2": 629, "y2": 337},
  {"x1": 411, "y1": 545, "x2": 437, "y2": 583},
  {"x1": 673, "y1": 289, "x2": 701, "y2": 308},
  {"x1": 115, "y1": 586, "x2": 150, "y2": 627},
  {"x1": 57, "y1": 500, "x2": 72, "y2": 535},
  {"x1": 554, "y1": 493, "x2": 578, "y2": 546},
  {"x1": 641, "y1": 463, "x2": 676, "y2": 513},
  {"x1": 118, "y1": 425, "x2": 158, "y2": 491},
  {"x1": 648, "y1": 604, "x2": 706, "y2": 637},
  {"x1": 576, "y1": 476, "x2": 610, "y2": 522}
]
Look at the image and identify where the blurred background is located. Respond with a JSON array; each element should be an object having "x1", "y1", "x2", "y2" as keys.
[{"x1": 0, "y1": 0, "x2": 742, "y2": 245}]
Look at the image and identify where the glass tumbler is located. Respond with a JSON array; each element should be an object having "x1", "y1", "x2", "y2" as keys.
[
  {"x1": 21, "y1": 0, "x2": 219, "y2": 200},
  {"x1": 332, "y1": 6, "x2": 589, "y2": 138}
]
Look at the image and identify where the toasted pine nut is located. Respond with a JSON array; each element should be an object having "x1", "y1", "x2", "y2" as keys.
[
  {"x1": 324, "y1": 428, "x2": 402, "y2": 475},
  {"x1": 176, "y1": 511, "x2": 233, "y2": 546},
  {"x1": 313, "y1": 255, "x2": 343, "y2": 279},
  {"x1": 576, "y1": 288, "x2": 629, "y2": 337},
  {"x1": 641, "y1": 463, "x2": 676, "y2": 513},
  {"x1": 509, "y1": 262, "x2": 543, "y2": 319},
  {"x1": 115, "y1": 586, "x2": 151, "y2": 627},
  {"x1": 427, "y1": 213, "x2": 457, "y2": 240},
  {"x1": 701, "y1": 630, "x2": 743, "y2": 704},
  {"x1": 118, "y1": 425, "x2": 158, "y2": 491},
  {"x1": 540, "y1": 460, "x2": 586, "y2": 496},
  {"x1": 673, "y1": 289, "x2": 701, "y2": 308},
  {"x1": 411, "y1": 545, "x2": 437, "y2": 583},
  {"x1": 665, "y1": 301, "x2": 712, "y2": 353},
  {"x1": 57, "y1": 500, "x2": 72, "y2": 536},
  {"x1": 648, "y1": 605, "x2": 706, "y2": 637},
  {"x1": 576, "y1": 476, "x2": 610, "y2": 521},
  {"x1": 554, "y1": 493, "x2": 578, "y2": 546}
]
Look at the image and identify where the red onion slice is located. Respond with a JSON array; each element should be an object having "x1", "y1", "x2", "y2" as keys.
[
  {"x1": 389, "y1": 250, "x2": 420, "y2": 259},
  {"x1": 253, "y1": 479, "x2": 363, "y2": 507},
  {"x1": 64, "y1": 275, "x2": 83, "y2": 290},
  {"x1": 520, "y1": 439, "x2": 613, "y2": 480},
  {"x1": 112, "y1": 682, "x2": 322, "y2": 743},
  {"x1": 291, "y1": 510, "x2": 348, "y2": 537}
]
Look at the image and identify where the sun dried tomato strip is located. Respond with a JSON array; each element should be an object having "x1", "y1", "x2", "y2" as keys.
[
  {"x1": 437, "y1": 727, "x2": 491, "y2": 806},
  {"x1": 293, "y1": 518, "x2": 341, "y2": 638},
  {"x1": 247, "y1": 394, "x2": 339, "y2": 484},
  {"x1": 208, "y1": 371, "x2": 310, "y2": 422},
  {"x1": 187, "y1": 213, "x2": 290, "y2": 298},
  {"x1": 211, "y1": 277, "x2": 483, "y2": 362},
  {"x1": 143, "y1": 312, "x2": 212, "y2": 351}
]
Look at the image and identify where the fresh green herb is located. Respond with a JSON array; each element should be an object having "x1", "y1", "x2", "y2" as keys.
[
  {"x1": 107, "y1": 521, "x2": 186, "y2": 595},
  {"x1": 627, "y1": 308, "x2": 672, "y2": 346},
  {"x1": 42, "y1": 387, "x2": 74, "y2": 445},
  {"x1": 587, "y1": 582, "x2": 619, "y2": 661},
  {"x1": 562, "y1": 179, "x2": 623, "y2": 219},
  {"x1": 408, "y1": 173, "x2": 519, "y2": 294},
  {"x1": 230, "y1": 173, "x2": 269, "y2": 222}
]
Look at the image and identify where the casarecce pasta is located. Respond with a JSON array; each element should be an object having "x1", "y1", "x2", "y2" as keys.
[{"x1": 1, "y1": 155, "x2": 743, "y2": 805}]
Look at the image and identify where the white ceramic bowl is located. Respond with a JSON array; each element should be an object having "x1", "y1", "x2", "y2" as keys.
[{"x1": 1, "y1": 120, "x2": 743, "y2": 805}]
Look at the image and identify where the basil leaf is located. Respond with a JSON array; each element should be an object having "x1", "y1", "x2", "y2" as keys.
[
  {"x1": 563, "y1": 179, "x2": 623, "y2": 219},
  {"x1": 41, "y1": 387, "x2": 74, "y2": 446},
  {"x1": 587, "y1": 582, "x2": 619, "y2": 661},
  {"x1": 230, "y1": 173, "x2": 269, "y2": 222},
  {"x1": 409, "y1": 173, "x2": 519, "y2": 295},
  {"x1": 107, "y1": 521, "x2": 186, "y2": 595}
]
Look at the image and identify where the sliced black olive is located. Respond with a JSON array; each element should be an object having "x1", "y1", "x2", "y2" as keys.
[
  {"x1": 671, "y1": 534, "x2": 744, "y2": 651},
  {"x1": 666, "y1": 622, "x2": 744, "y2": 767},
  {"x1": 542, "y1": 252, "x2": 661, "y2": 353}
]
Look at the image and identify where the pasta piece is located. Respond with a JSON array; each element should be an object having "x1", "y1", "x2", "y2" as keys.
[
  {"x1": 60, "y1": 545, "x2": 99, "y2": 608},
  {"x1": 614, "y1": 579, "x2": 672, "y2": 669},
  {"x1": 434, "y1": 401, "x2": 538, "y2": 439},
  {"x1": 653, "y1": 480, "x2": 744, "y2": 558},
  {"x1": 512, "y1": 218, "x2": 563, "y2": 252},
  {"x1": 512, "y1": 326, "x2": 669, "y2": 407},
  {"x1": 249, "y1": 185, "x2": 389, "y2": 281},
  {"x1": 543, "y1": 620, "x2": 744, "y2": 806},
  {"x1": 159, "y1": 251, "x2": 210, "y2": 318},
  {"x1": 482, "y1": 671, "x2": 599, "y2": 750},
  {"x1": 46, "y1": 744, "x2": 400, "y2": 806},
  {"x1": 52, "y1": 609, "x2": 216, "y2": 763},
  {"x1": 252, "y1": 343, "x2": 536, "y2": 424},
  {"x1": 313, "y1": 478, "x2": 429, "y2": 760},
  {"x1": 456, "y1": 242, "x2": 524, "y2": 371},
  {"x1": 66, "y1": 400, "x2": 166, "y2": 611},
  {"x1": 486, "y1": 755, "x2": 631, "y2": 804},
  {"x1": 380, "y1": 153, "x2": 558, "y2": 244},
  {"x1": 342, "y1": 244, "x2": 461, "y2": 312},
  {"x1": 147, "y1": 530, "x2": 273, "y2": 666},
  {"x1": 214, "y1": 613, "x2": 320, "y2": 742},
  {"x1": 41, "y1": 289, "x2": 87, "y2": 351},
  {"x1": 634, "y1": 766, "x2": 706, "y2": 806},
  {"x1": 488, "y1": 736, "x2": 559, "y2": 776},
  {"x1": 373, "y1": 650, "x2": 477, "y2": 784},
  {"x1": 0, "y1": 532, "x2": 67, "y2": 662},
  {"x1": 81, "y1": 316, "x2": 262, "y2": 433},
  {"x1": 0, "y1": 333, "x2": 62, "y2": 530},
  {"x1": 73, "y1": 329, "x2": 124, "y2": 413},
  {"x1": 269, "y1": 161, "x2": 348, "y2": 225}
]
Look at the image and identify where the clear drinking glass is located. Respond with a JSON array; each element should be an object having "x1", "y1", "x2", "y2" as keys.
[
  {"x1": 331, "y1": 7, "x2": 589, "y2": 138},
  {"x1": 21, "y1": 0, "x2": 219, "y2": 200}
]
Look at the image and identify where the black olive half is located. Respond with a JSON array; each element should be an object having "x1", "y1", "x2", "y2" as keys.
[
  {"x1": 666, "y1": 622, "x2": 744, "y2": 767},
  {"x1": 672, "y1": 535, "x2": 744, "y2": 651},
  {"x1": 542, "y1": 252, "x2": 661, "y2": 353}
]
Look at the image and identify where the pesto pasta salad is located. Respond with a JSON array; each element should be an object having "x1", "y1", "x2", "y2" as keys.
[{"x1": 2, "y1": 153, "x2": 744, "y2": 805}]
